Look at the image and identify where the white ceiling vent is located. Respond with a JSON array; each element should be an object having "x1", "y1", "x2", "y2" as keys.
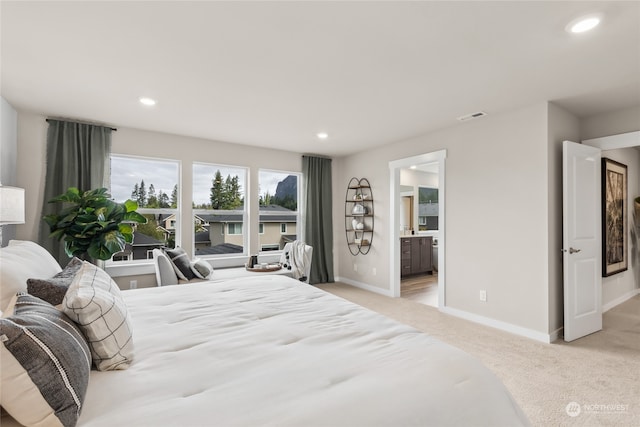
[{"x1": 457, "y1": 111, "x2": 488, "y2": 122}]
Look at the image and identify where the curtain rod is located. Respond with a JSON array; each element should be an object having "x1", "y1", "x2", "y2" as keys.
[{"x1": 46, "y1": 118, "x2": 117, "y2": 132}]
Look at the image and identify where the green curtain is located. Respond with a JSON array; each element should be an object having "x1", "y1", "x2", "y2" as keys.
[
  {"x1": 303, "y1": 155, "x2": 334, "y2": 284},
  {"x1": 39, "y1": 119, "x2": 112, "y2": 264}
]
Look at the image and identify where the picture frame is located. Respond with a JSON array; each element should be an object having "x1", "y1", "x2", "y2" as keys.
[{"x1": 601, "y1": 158, "x2": 628, "y2": 277}]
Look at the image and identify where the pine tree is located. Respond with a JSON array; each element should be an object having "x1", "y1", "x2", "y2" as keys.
[
  {"x1": 131, "y1": 183, "x2": 139, "y2": 202},
  {"x1": 228, "y1": 175, "x2": 242, "y2": 209},
  {"x1": 138, "y1": 180, "x2": 147, "y2": 207},
  {"x1": 210, "y1": 171, "x2": 224, "y2": 209},
  {"x1": 147, "y1": 183, "x2": 158, "y2": 208},
  {"x1": 170, "y1": 184, "x2": 178, "y2": 208},
  {"x1": 158, "y1": 191, "x2": 170, "y2": 208}
]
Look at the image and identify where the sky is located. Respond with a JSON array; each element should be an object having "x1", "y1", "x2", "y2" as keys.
[{"x1": 110, "y1": 156, "x2": 294, "y2": 205}]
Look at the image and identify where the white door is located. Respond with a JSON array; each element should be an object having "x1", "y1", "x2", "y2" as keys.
[{"x1": 563, "y1": 141, "x2": 602, "y2": 342}]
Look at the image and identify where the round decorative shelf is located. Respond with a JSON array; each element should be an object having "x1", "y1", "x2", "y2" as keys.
[{"x1": 345, "y1": 177, "x2": 374, "y2": 255}]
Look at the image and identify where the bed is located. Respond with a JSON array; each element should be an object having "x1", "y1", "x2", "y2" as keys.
[{"x1": 1, "y1": 241, "x2": 529, "y2": 426}]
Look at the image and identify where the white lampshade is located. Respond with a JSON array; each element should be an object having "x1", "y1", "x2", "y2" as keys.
[{"x1": 0, "y1": 186, "x2": 25, "y2": 224}]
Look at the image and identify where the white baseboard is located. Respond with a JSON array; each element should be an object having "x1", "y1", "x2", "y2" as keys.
[
  {"x1": 335, "y1": 278, "x2": 553, "y2": 343},
  {"x1": 603, "y1": 288, "x2": 640, "y2": 313},
  {"x1": 334, "y1": 276, "x2": 394, "y2": 297},
  {"x1": 440, "y1": 306, "x2": 554, "y2": 344}
]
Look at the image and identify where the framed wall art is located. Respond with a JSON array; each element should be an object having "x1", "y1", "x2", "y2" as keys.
[{"x1": 601, "y1": 158, "x2": 628, "y2": 277}]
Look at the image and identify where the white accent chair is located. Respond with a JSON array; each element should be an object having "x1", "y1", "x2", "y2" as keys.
[{"x1": 153, "y1": 248, "x2": 178, "y2": 286}]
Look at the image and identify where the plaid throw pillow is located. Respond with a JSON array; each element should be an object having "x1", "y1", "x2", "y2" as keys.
[{"x1": 62, "y1": 262, "x2": 134, "y2": 371}]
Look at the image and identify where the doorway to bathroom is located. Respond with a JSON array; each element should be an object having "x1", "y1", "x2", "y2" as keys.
[{"x1": 389, "y1": 150, "x2": 446, "y2": 308}]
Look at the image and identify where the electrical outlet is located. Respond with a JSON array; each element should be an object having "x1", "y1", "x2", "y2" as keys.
[
  {"x1": 479, "y1": 290, "x2": 487, "y2": 302},
  {"x1": 372, "y1": 267, "x2": 377, "y2": 276},
  {"x1": 353, "y1": 263, "x2": 358, "y2": 272},
  {"x1": 130, "y1": 280, "x2": 137, "y2": 289}
]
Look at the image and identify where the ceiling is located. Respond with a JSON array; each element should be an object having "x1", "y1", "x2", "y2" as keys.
[{"x1": 1, "y1": 1, "x2": 639, "y2": 157}]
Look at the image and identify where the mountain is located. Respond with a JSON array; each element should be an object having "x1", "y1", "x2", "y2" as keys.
[{"x1": 274, "y1": 175, "x2": 297, "y2": 200}]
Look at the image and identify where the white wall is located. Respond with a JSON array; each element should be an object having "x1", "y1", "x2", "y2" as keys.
[
  {"x1": 334, "y1": 102, "x2": 555, "y2": 337},
  {"x1": 580, "y1": 106, "x2": 640, "y2": 309},
  {"x1": 580, "y1": 106, "x2": 640, "y2": 141},
  {"x1": 14, "y1": 111, "x2": 305, "y2": 286},
  {"x1": 1, "y1": 97, "x2": 19, "y2": 245}
]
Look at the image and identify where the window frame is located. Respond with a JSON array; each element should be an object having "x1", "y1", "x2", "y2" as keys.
[
  {"x1": 107, "y1": 154, "x2": 181, "y2": 266},
  {"x1": 192, "y1": 162, "x2": 248, "y2": 261},
  {"x1": 258, "y1": 168, "x2": 302, "y2": 257}
]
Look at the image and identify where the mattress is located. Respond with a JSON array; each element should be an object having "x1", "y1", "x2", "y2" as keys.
[{"x1": 18, "y1": 275, "x2": 530, "y2": 426}]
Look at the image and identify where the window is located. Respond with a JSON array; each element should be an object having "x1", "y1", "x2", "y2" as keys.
[
  {"x1": 258, "y1": 169, "x2": 300, "y2": 252},
  {"x1": 193, "y1": 163, "x2": 247, "y2": 257},
  {"x1": 109, "y1": 155, "x2": 179, "y2": 263},
  {"x1": 418, "y1": 186, "x2": 439, "y2": 231},
  {"x1": 228, "y1": 223, "x2": 243, "y2": 235}
]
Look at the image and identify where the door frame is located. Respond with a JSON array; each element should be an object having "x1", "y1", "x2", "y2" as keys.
[{"x1": 389, "y1": 150, "x2": 447, "y2": 303}]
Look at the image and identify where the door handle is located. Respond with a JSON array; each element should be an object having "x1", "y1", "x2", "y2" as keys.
[{"x1": 561, "y1": 247, "x2": 582, "y2": 254}]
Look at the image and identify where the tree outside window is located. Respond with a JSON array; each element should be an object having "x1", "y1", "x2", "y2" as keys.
[{"x1": 110, "y1": 155, "x2": 179, "y2": 262}]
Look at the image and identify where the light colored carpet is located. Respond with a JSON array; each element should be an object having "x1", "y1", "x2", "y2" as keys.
[{"x1": 317, "y1": 283, "x2": 640, "y2": 427}]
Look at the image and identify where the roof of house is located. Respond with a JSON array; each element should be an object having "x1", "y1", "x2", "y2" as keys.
[
  {"x1": 131, "y1": 231, "x2": 164, "y2": 247},
  {"x1": 195, "y1": 243, "x2": 243, "y2": 255}
]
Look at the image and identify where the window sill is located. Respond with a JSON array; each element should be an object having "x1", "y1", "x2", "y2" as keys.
[{"x1": 106, "y1": 261, "x2": 154, "y2": 278}]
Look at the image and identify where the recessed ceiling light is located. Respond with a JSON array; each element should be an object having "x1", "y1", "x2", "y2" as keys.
[
  {"x1": 139, "y1": 97, "x2": 157, "y2": 106},
  {"x1": 566, "y1": 14, "x2": 601, "y2": 34},
  {"x1": 410, "y1": 165, "x2": 417, "y2": 170},
  {"x1": 316, "y1": 132, "x2": 329, "y2": 140}
]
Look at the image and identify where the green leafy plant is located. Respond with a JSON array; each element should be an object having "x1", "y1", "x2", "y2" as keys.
[{"x1": 44, "y1": 187, "x2": 147, "y2": 261}]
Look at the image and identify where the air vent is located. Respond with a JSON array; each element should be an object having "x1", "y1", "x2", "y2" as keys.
[{"x1": 457, "y1": 111, "x2": 488, "y2": 122}]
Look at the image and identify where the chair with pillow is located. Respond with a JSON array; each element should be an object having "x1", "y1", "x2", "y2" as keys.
[{"x1": 153, "y1": 247, "x2": 213, "y2": 286}]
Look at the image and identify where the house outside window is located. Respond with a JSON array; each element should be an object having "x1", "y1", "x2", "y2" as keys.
[
  {"x1": 259, "y1": 223, "x2": 264, "y2": 234},
  {"x1": 418, "y1": 186, "x2": 439, "y2": 231},
  {"x1": 258, "y1": 169, "x2": 300, "y2": 251},
  {"x1": 109, "y1": 155, "x2": 179, "y2": 263},
  {"x1": 193, "y1": 163, "x2": 247, "y2": 257}
]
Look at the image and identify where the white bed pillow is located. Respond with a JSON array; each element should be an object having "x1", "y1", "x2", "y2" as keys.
[
  {"x1": 190, "y1": 258, "x2": 213, "y2": 279},
  {"x1": 62, "y1": 262, "x2": 134, "y2": 371},
  {"x1": 0, "y1": 293, "x2": 91, "y2": 427},
  {"x1": 0, "y1": 240, "x2": 62, "y2": 312}
]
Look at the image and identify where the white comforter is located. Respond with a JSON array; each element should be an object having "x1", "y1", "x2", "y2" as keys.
[{"x1": 76, "y1": 276, "x2": 528, "y2": 426}]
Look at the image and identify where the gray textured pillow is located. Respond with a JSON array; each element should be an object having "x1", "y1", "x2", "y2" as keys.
[
  {"x1": 0, "y1": 293, "x2": 91, "y2": 427},
  {"x1": 165, "y1": 247, "x2": 196, "y2": 281},
  {"x1": 190, "y1": 258, "x2": 213, "y2": 279},
  {"x1": 27, "y1": 257, "x2": 83, "y2": 305}
]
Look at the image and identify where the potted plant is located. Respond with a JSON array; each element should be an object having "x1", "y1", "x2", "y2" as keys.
[{"x1": 44, "y1": 187, "x2": 147, "y2": 261}]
